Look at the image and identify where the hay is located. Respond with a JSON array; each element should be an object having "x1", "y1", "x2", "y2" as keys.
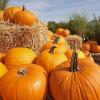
[{"x1": 0, "y1": 21, "x2": 49, "y2": 53}]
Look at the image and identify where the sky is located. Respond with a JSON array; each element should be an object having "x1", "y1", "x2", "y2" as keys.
[{"x1": 9, "y1": 0, "x2": 100, "y2": 22}]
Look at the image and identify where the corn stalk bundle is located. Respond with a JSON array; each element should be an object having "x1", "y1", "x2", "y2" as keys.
[{"x1": 65, "y1": 35, "x2": 82, "y2": 49}]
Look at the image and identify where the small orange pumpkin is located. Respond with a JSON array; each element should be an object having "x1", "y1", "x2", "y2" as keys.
[
  {"x1": 5, "y1": 48, "x2": 36, "y2": 69},
  {"x1": 40, "y1": 36, "x2": 68, "y2": 53},
  {"x1": 0, "y1": 11, "x2": 4, "y2": 21},
  {"x1": 86, "y1": 40, "x2": 97, "y2": 47},
  {"x1": 56, "y1": 28, "x2": 70, "y2": 37},
  {"x1": 65, "y1": 49, "x2": 86, "y2": 61},
  {"x1": 3, "y1": 6, "x2": 21, "y2": 22},
  {"x1": 14, "y1": 6, "x2": 38, "y2": 26},
  {"x1": 91, "y1": 45, "x2": 100, "y2": 53},
  {"x1": 82, "y1": 43, "x2": 90, "y2": 52},
  {"x1": 0, "y1": 64, "x2": 48, "y2": 100},
  {"x1": 37, "y1": 46, "x2": 68, "y2": 75}
]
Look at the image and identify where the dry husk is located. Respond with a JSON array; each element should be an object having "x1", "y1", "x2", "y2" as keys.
[
  {"x1": 0, "y1": 21, "x2": 49, "y2": 53},
  {"x1": 65, "y1": 35, "x2": 82, "y2": 49}
]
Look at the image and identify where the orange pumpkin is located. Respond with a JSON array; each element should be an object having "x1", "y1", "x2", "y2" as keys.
[
  {"x1": 0, "y1": 64, "x2": 48, "y2": 100},
  {"x1": 82, "y1": 43, "x2": 90, "y2": 52},
  {"x1": 61, "y1": 29, "x2": 70, "y2": 37},
  {"x1": 5, "y1": 48, "x2": 36, "y2": 69},
  {"x1": 40, "y1": 36, "x2": 68, "y2": 53},
  {"x1": 65, "y1": 49, "x2": 85, "y2": 61},
  {"x1": 56, "y1": 28, "x2": 63, "y2": 35},
  {"x1": 86, "y1": 40, "x2": 97, "y2": 47},
  {"x1": 3, "y1": 6, "x2": 21, "y2": 22},
  {"x1": 56, "y1": 28, "x2": 70, "y2": 37},
  {"x1": 91, "y1": 45, "x2": 100, "y2": 53},
  {"x1": 50, "y1": 51, "x2": 100, "y2": 100},
  {"x1": 0, "y1": 11, "x2": 4, "y2": 21},
  {"x1": 78, "y1": 51, "x2": 94, "y2": 65},
  {"x1": 51, "y1": 34, "x2": 67, "y2": 45},
  {"x1": 37, "y1": 46, "x2": 68, "y2": 75},
  {"x1": 14, "y1": 6, "x2": 38, "y2": 26}
]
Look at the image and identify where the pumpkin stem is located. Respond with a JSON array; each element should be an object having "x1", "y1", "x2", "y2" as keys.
[
  {"x1": 70, "y1": 50, "x2": 78, "y2": 72},
  {"x1": 17, "y1": 68, "x2": 27, "y2": 76},
  {"x1": 22, "y1": 5, "x2": 26, "y2": 11},
  {"x1": 49, "y1": 46, "x2": 56, "y2": 54},
  {"x1": 53, "y1": 36, "x2": 60, "y2": 44}
]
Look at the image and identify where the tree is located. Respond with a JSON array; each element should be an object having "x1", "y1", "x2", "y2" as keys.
[
  {"x1": 48, "y1": 21, "x2": 58, "y2": 33},
  {"x1": 0, "y1": 0, "x2": 9, "y2": 10},
  {"x1": 67, "y1": 14, "x2": 88, "y2": 36}
]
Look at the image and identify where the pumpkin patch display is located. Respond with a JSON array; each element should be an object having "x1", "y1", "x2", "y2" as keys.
[
  {"x1": 3, "y1": 6, "x2": 21, "y2": 22},
  {"x1": 5, "y1": 48, "x2": 36, "y2": 69},
  {"x1": 37, "y1": 46, "x2": 68, "y2": 75},
  {"x1": 50, "y1": 51, "x2": 100, "y2": 100},
  {"x1": 14, "y1": 6, "x2": 38, "y2": 26},
  {"x1": 0, "y1": 64, "x2": 48, "y2": 100},
  {"x1": 65, "y1": 49, "x2": 85, "y2": 61},
  {"x1": 0, "y1": 11, "x2": 4, "y2": 21}
]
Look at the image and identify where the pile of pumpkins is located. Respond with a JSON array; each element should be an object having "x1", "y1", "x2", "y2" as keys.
[
  {"x1": 0, "y1": 6, "x2": 38, "y2": 26},
  {"x1": 82, "y1": 40, "x2": 100, "y2": 53},
  {"x1": 0, "y1": 34, "x2": 100, "y2": 100}
]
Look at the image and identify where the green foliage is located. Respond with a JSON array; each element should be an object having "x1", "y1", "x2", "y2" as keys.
[
  {"x1": 67, "y1": 14, "x2": 88, "y2": 36},
  {"x1": 0, "y1": 0, "x2": 9, "y2": 10}
]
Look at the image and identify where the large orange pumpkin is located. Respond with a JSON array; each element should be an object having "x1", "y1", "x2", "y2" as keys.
[
  {"x1": 0, "y1": 11, "x2": 4, "y2": 21},
  {"x1": 50, "y1": 51, "x2": 100, "y2": 100},
  {"x1": 37, "y1": 46, "x2": 68, "y2": 75},
  {"x1": 82, "y1": 43, "x2": 90, "y2": 52},
  {"x1": 0, "y1": 64, "x2": 48, "y2": 100},
  {"x1": 3, "y1": 6, "x2": 21, "y2": 22},
  {"x1": 65, "y1": 49, "x2": 85, "y2": 61},
  {"x1": 91, "y1": 45, "x2": 100, "y2": 53},
  {"x1": 5, "y1": 48, "x2": 36, "y2": 69},
  {"x1": 14, "y1": 6, "x2": 38, "y2": 26}
]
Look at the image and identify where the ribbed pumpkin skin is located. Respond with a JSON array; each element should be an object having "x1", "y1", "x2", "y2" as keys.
[
  {"x1": 14, "y1": 8, "x2": 38, "y2": 26},
  {"x1": 3, "y1": 6, "x2": 21, "y2": 22},
  {"x1": 0, "y1": 64, "x2": 48, "y2": 100},
  {"x1": 0, "y1": 62, "x2": 7, "y2": 78},
  {"x1": 0, "y1": 11, "x2": 4, "y2": 21},
  {"x1": 5, "y1": 48, "x2": 36, "y2": 69},
  {"x1": 50, "y1": 62, "x2": 100, "y2": 100},
  {"x1": 36, "y1": 49, "x2": 68, "y2": 75}
]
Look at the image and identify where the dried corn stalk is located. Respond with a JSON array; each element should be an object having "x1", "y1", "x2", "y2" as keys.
[
  {"x1": 0, "y1": 21, "x2": 49, "y2": 53},
  {"x1": 65, "y1": 35, "x2": 82, "y2": 49}
]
